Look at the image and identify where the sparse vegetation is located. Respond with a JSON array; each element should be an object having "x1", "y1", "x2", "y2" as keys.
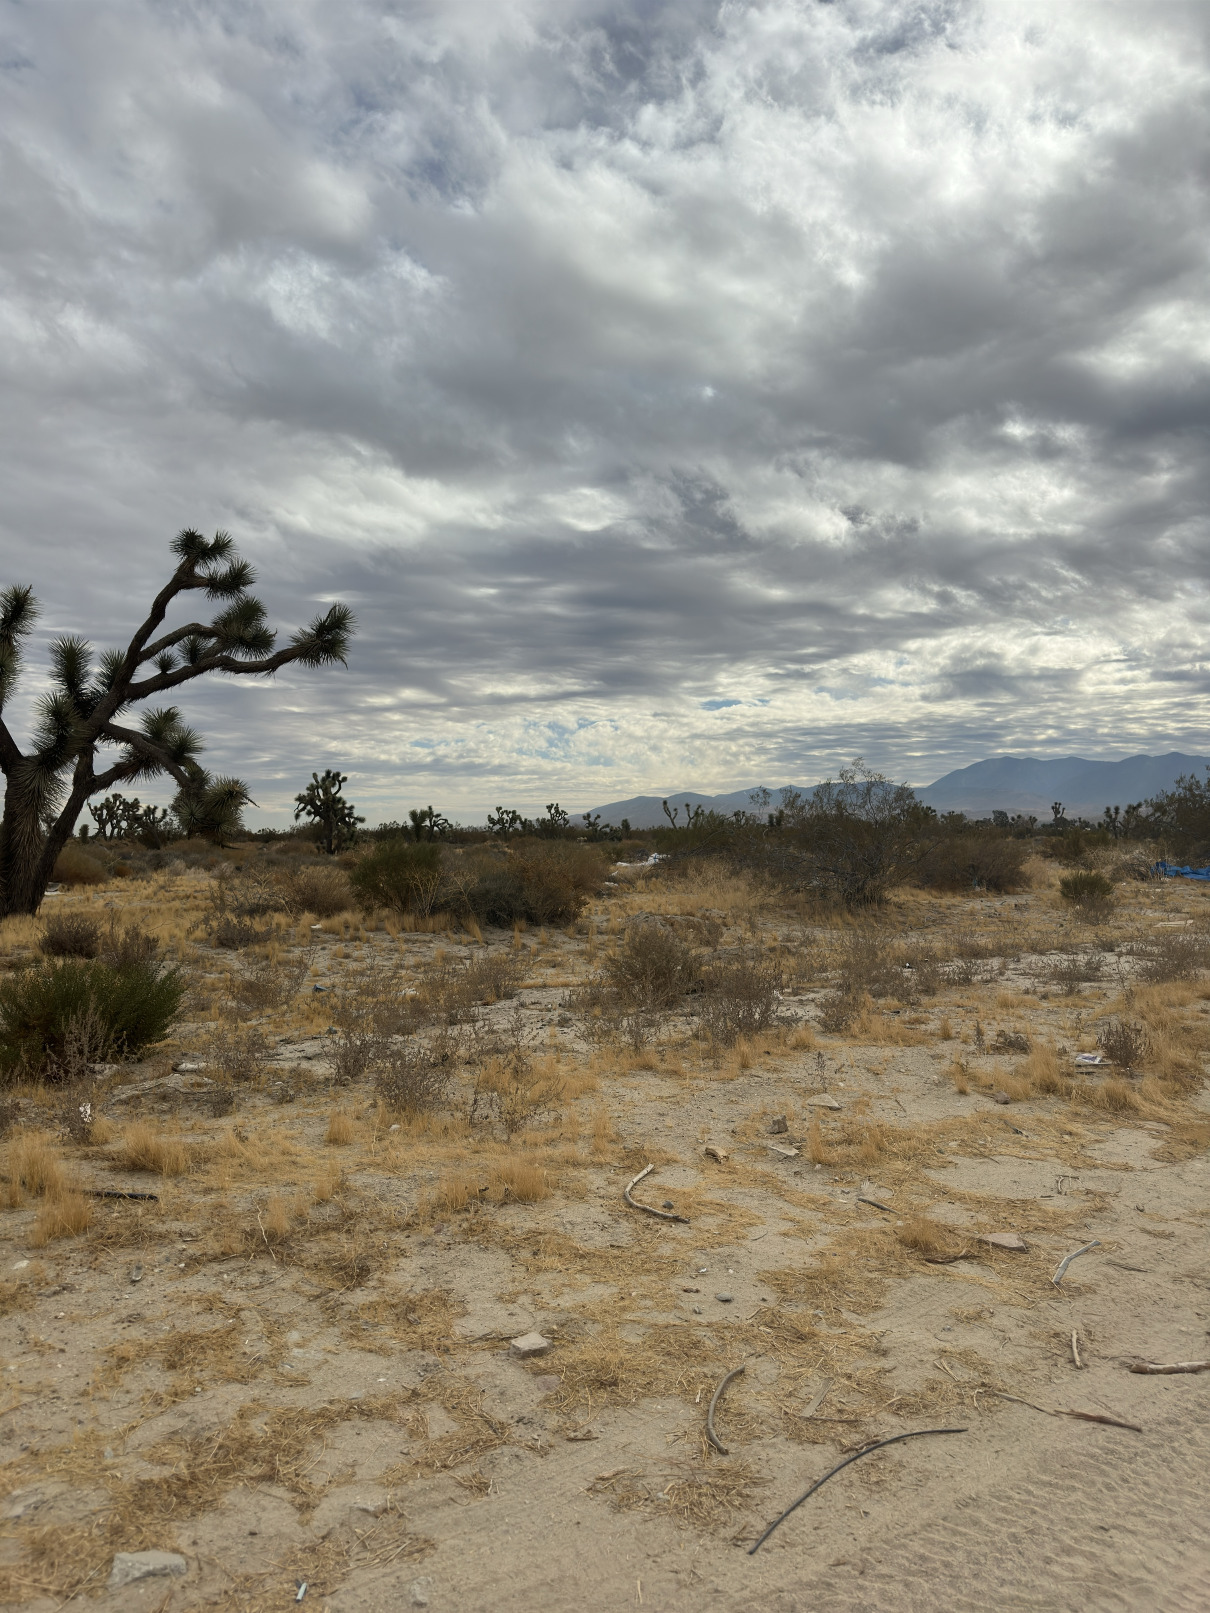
[{"x1": 0, "y1": 777, "x2": 1207, "y2": 1609}]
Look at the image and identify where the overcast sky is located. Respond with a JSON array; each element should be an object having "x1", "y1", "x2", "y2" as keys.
[{"x1": 3, "y1": 1, "x2": 1209, "y2": 825}]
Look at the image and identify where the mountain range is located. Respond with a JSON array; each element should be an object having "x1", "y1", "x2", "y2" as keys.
[{"x1": 579, "y1": 753, "x2": 1210, "y2": 829}]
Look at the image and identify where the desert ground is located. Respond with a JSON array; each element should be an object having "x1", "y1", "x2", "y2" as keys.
[{"x1": 0, "y1": 849, "x2": 1207, "y2": 1612}]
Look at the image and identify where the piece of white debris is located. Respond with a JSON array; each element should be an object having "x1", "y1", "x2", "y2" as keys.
[
  {"x1": 807, "y1": 1094, "x2": 842, "y2": 1109},
  {"x1": 509, "y1": 1332, "x2": 552, "y2": 1358},
  {"x1": 108, "y1": 1551, "x2": 187, "y2": 1588},
  {"x1": 767, "y1": 1143, "x2": 799, "y2": 1158}
]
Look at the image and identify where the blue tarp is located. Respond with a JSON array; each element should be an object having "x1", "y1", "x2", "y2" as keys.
[{"x1": 1155, "y1": 860, "x2": 1210, "y2": 881}]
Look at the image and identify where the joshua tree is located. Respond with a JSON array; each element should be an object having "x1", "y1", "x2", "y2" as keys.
[
  {"x1": 0, "y1": 528, "x2": 353, "y2": 915},
  {"x1": 294, "y1": 768, "x2": 364, "y2": 854}
]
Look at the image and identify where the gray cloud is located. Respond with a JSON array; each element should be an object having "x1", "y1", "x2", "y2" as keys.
[{"x1": 1, "y1": 0, "x2": 1209, "y2": 822}]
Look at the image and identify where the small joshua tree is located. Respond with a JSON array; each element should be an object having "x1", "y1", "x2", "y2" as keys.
[
  {"x1": 0, "y1": 529, "x2": 353, "y2": 915},
  {"x1": 294, "y1": 769, "x2": 364, "y2": 854}
]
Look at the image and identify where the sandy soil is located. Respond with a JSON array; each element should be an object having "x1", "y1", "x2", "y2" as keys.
[{"x1": 0, "y1": 858, "x2": 1207, "y2": 1612}]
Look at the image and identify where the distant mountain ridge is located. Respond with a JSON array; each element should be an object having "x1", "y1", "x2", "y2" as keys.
[
  {"x1": 916, "y1": 753, "x2": 1210, "y2": 821},
  {"x1": 578, "y1": 753, "x2": 1210, "y2": 829}
]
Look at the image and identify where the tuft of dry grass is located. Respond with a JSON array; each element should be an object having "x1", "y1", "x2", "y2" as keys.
[
  {"x1": 8, "y1": 1133, "x2": 66, "y2": 1199},
  {"x1": 895, "y1": 1215, "x2": 967, "y2": 1262},
  {"x1": 260, "y1": 1194, "x2": 292, "y2": 1241},
  {"x1": 326, "y1": 1110, "x2": 357, "y2": 1145},
  {"x1": 492, "y1": 1158, "x2": 550, "y2": 1202},
  {"x1": 31, "y1": 1190, "x2": 92, "y2": 1245},
  {"x1": 121, "y1": 1123, "x2": 188, "y2": 1177}
]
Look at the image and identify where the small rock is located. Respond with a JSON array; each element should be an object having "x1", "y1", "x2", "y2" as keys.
[
  {"x1": 108, "y1": 1551, "x2": 187, "y2": 1589},
  {"x1": 703, "y1": 1145, "x2": 729, "y2": 1163},
  {"x1": 389, "y1": 1123, "x2": 401, "y2": 1132},
  {"x1": 807, "y1": 1094, "x2": 842, "y2": 1110},
  {"x1": 509, "y1": 1332, "x2": 552, "y2": 1358},
  {"x1": 992, "y1": 1091, "x2": 1011, "y2": 1105},
  {"x1": 769, "y1": 1115, "x2": 789, "y2": 1134},
  {"x1": 662, "y1": 1199, "x2": 674, "y2": 1209},
  {"x1": 977, "y1": 1232, "x2": 1029, "y2": 1251},
  {"x1": 715, "y1": 1292, "x2": 734, "y2": 1304},
  {"x1": 410, "y1": 1576, "x2": 433, "y2": 1606},
  {"x1": 767, "y1": 1143, "x2": 799, "y2": 1158},
  {"x1": 129, "y1": 1264, "x2": 143, "y2": 1284}
]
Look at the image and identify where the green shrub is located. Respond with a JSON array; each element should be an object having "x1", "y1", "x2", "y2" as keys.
[
  {"x1": 468, "y1": 842, "x2": 603, "y2": 926},
  {"x1": 1058, "y1": 870, "x2": 1114, "y2": 903},
  {"x1": 350, "y1": 840, "x2": 443, "y2": 915},
  {"x1": 0, "y1": 958, "x2": 185, "y2": 1080}
]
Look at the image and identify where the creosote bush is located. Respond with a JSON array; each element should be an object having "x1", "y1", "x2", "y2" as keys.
[{"x1": 0, "y1": 958, "x2": 185, "y2": 1080}]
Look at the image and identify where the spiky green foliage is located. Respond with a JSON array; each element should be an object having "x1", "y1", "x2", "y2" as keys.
[
  {"x1": 294, "y1": 768, "x2": 365, "y2": 854},
  {"x1": 0, "y1": 529, "x2": 354, "y2": 914}
]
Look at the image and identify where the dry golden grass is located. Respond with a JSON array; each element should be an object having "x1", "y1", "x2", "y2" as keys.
[
  {"x1": 30, "y1": 1191, "x2": 92, "y2": 1245},
  {"x1": 326, "y1": 1110, "x2": 357, "y2": 1145},
  {"x1": 7, "y1": 1133, "x2": 65, "y2": 1199},
  {"x1": 120, "y1": 1123, "x2": 188, "y2": 1177},
  {"x1": 896, "y1": 1214, "x2": 966, "y2": 1262}
]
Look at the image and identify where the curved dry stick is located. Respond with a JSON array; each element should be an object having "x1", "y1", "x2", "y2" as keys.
[
  {"x1": 747, "y1": 1427, "x2": 968, "y2": 1556},
  {"x1": 1052, "y1": 1240, "x2": 1100, "y2": 1287},
  {"x1": 623, "y1": 1163, "x2": 690, "y2": 1224},
  {"x1": 706, "y1": 1364, "x2": 746, "y2": 1454}
]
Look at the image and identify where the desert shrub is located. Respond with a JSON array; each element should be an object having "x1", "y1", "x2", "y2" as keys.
[
  {"x1": 464, "y1": 842, "x2": 604, "y2": 927},
  {"x1": 376, "y1": 1040, "x2": 453, "y2": 1114},
  {"x1": 227, "y1": 954, "x2": 308, "y2": 1013},
  {"x1": 415, "y1": 951, "x2": 521, "y2": 1026},
  {"x1": 100, "y1": 919, "x2": 159, "y2": 968},
  {"x1": 759, "y1": 763, "x2": 929, "y2": 907},
  {"x1": 1130, "y1": 930, "x2": 1208, "y2": 984},
  {"x1": 350, "y1": 840, "x2": 444, "y2": 915},
  {"x1": 917, "y1": 831, "x2": 1030, "y2": 893},
  {"x1": 697, "y1": 953, "x2": 781, "y2": 1044},
  {"x1": 1058, "y1": 870, "x2": 1114, "y2": 904},
  {"x1": 1097, "y1": 1018, "x2": 1149, "y2": 1069},
  {"x1": 277, "y1": 863, "x2": 352, "y2": 918},
  {"x1": 816, "y1": 988, "x2": 861, "y2": 1034},
  {"x1": 202, "y1": 1022, "x2": 272, "y2": 1085},
  {"x1": 605, "y1": 920, "x2": 700, "y2": 1009},
  {"x1": 52, "y1": 844, "x2": 107, "y2": 886},
  {"x1": 1045, "y1": 949, "x2": 1105, "y2": 994},
  {"x1": 0, "y1": 959, "x2": 184, "y2": 1080},
  {"x1": 39, "y1": 913, "x2": 101, "y2": 959}
]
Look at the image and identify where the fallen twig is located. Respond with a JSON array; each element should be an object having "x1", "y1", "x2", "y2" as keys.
[
  {"x1": 1070, "y1": 1331, "x2": 1083, "y2": 1370},
  {"x1": 706, "y1": 1364, "x2": 746, "y2": 1454},
  {"x1": 856, "y1": 1195, "x2": 895, "y2": 1214},
  {"x1": 987, "y1": 1390, "x2": 1141, "y2": 1433},
  {"x1": 748, "y1": 1427, "x2": 967, "y2": 1554},
  {"x1": 623, "y1": 1164, "x2": 690, "y2": 1224},
  {"x1": 800, "y1": 1378, "x2": 833, "y2": 1418},
  {"x1": 1052, "y1": 1240, "x2": 1100, "y2": 1287},
  {"x1": 1125, "y1": 1358, "x2": 1210, "y2": 1375}
]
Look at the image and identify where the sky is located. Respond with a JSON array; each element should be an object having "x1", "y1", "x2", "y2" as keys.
[{"x1": 2, "y1": 0, "x2": 1210, "y2": 826}]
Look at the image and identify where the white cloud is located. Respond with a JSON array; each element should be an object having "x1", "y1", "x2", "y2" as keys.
[{"x1": 1, "y1": 0, "x2": 1208, "y2": 823}]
